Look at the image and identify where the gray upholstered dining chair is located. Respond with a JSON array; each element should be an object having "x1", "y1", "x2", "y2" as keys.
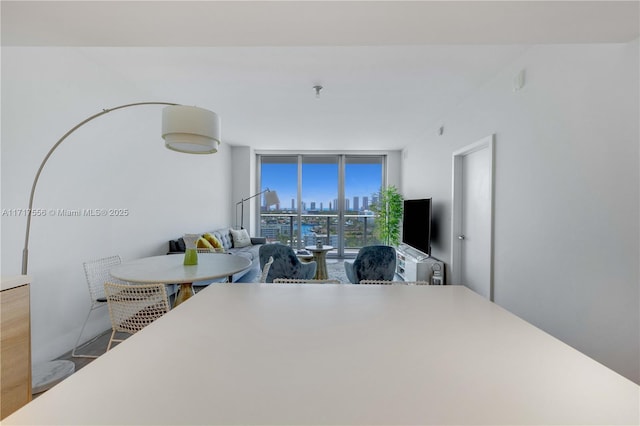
[
  {"x1": 344, "y1": 245, "x2": 397, "y2": 284},
  {"x1": 259, "y1": 244, "x2": 317, "y2": 283}
]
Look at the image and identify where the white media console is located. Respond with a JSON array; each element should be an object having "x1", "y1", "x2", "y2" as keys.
[{"x1": 396, "y1": 243, "x2": 445, "y2": 284}]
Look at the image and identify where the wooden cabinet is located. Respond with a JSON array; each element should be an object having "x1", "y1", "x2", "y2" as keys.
[{"x1": 1, "y1": 276, "x2": 32, "y2": 419}]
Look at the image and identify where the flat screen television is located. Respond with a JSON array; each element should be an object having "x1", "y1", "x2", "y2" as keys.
[{"x1": 402, "y1": 198, "x2": 432, "y2": 256}]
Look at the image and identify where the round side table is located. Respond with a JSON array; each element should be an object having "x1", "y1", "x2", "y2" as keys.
[{"x1": 304, "y1": 245, "x2": 334, "y2": 280}]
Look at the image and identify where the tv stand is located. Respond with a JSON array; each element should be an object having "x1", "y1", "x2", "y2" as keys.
[{"x1": 395, "y1": 244, "x2": 445, "y2": 284}]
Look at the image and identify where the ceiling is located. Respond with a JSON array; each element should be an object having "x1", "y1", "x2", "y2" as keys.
[{"x1": 2, "y1": 1, "x2": 639, "y2": 151}]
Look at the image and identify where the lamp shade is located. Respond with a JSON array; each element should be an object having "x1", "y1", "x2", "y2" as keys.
[
  {"x1": 265, "y1": 190, "x2": 280, "y2": 207},
  {"x1": 162, "y1": 105, "x2": 220, "y2": 154}
]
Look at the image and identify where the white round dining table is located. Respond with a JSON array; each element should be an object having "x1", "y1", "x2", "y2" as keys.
[{"x1": 110, "y1": 254, "x2": 251, "y2": 306}]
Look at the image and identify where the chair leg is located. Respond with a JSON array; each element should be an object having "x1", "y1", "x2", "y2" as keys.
[
  {"x1": 106, "y1": 330, "x2": 118, "y2": 352},
  {"x1": 71, "y1": 304, "x2": 107, "y2": 358}
]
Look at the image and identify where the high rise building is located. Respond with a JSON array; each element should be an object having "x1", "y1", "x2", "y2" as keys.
[
  {"x1": 353, "y1": 196, "x2": 360, "y2": 212},
  {"x1": 363, "y1": 196, "x2": 369, "y2": 210}
]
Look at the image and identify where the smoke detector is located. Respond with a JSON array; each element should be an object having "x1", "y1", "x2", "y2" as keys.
[{"x1": 313, "y1": 85, "x2": 323, "y2": 99}]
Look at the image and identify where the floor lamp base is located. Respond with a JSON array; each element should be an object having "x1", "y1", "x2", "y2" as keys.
[{"x1": 32, "y1": 360, "x2": 75, "y2": 395}]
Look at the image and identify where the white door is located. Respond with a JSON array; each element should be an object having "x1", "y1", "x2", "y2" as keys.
[{"x1": 451, "y1": 135, "x2": 494, "y2": 300}]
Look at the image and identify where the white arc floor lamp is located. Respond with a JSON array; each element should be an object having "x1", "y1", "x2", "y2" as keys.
[
  {"x1": 236, "y1": 188, "x2": 280, "y2": 230},
  {"x1": 20, "y1": 101, "x2": 220, "y2": 394},
  {"x1": 22, "y1": 101, "x2": 220, "y2": 275}
]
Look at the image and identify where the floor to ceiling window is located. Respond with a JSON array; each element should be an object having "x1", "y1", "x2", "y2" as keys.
[
  {"x1": 343, "y1": 156, "x2": 384, "y2": 255},
  {"x1": 258, "y1": 154, "x2": 385, "y2": 257}
]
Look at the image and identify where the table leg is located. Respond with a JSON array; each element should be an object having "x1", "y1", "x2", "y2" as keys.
[
  {"x1": 314, "y1": 252, "x2": 328, "y2": 280},
  {"x1": 174, "y1": 283, "x2": 194, "y2": 307}
]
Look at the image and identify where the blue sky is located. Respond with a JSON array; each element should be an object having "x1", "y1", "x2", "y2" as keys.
[{"x1": 261, "y1": 162, "x2": 382, "y2": 210}]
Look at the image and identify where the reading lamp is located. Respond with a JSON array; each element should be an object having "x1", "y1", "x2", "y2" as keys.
[
  {"x1": 21, "y1": 102, "x2": 220, "y2": 275},
  {"x1": 236, "y1": 188, "x2": 280, "y2": 230}
]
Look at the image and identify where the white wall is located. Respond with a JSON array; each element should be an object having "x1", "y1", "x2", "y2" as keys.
[
  {"x1": 231, "y1": 146, "x2": 254, "y2": 232},
  {"x1": 402, "y1": 41, "x2": 639, "y2": 383},
  {"x1": 386, "y1": 150, "x2": 402, "y2": 189},
  {"x1": 1, "y1": 47, "x2": 233, "y2": 364}
]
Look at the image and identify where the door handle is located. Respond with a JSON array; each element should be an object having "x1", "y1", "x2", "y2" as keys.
[{"x1": 458, "y1": 235, "x2": 465, "y2": 240}]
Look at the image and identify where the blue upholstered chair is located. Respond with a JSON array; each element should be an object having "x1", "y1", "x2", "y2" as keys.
[
  {"x1": 259, "y1": 244, "x2": 317, "y2": 283},
  {"x1": 344, "y1": 245, "x2": 397, "y2": 284}
]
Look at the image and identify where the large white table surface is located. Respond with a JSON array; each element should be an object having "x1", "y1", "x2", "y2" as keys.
[
  {"x1": 109, "y1": 253, "x2": 251, "y2": 283},
  {"x1": 5, "y1": 285, "x2": 638, "y2": 425}
]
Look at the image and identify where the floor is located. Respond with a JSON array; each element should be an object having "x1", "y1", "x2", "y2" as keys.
[
  {"x1": 31, "y1": 330, "x2": 129, "y2": 397},
  {"x1": 57, "y1": 330, "x2": 128, "y2": 372}
]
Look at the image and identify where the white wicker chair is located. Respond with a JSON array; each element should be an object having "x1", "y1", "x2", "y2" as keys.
[
  {"x1": 273, "y1": 278, "x2": 341, "y2": 284},
  {"x1": 72, "y1": 255, "x2": 127, "y2": 358},
  {"x1": 103, "y1": 282, "x2": 170, "y2": 351},
  {"x1": 259, "y1": 256, "x2": 274, "y2": 283}
]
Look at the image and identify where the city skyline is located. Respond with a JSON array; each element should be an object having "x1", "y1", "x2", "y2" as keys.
[
  {"x1": 275, "y1": 194, "x2": 376, "y2": 213},
  {"x1": 261, "y1": 161, "x2": 383, "y2": 211}
]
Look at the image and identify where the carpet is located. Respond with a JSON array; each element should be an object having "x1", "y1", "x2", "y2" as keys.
[{"x1": 324, "y1": 259, "x2": 349, "y2": 283}]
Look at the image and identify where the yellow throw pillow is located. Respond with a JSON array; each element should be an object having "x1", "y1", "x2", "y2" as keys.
[
  {"x1": 196, "y1": 237, "x2": 214, "y2": 250},
  {"x1": 203, "y1": 233, "x2": 224, "y2": 252}
]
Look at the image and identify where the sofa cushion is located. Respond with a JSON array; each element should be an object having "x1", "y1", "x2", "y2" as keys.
[
  {"x1": 231, "y1": 250, "x2": 253, "y2": 263},
  {"x1": 169, "y1": 238, "x2": 186, "y2": 253},
  {"x1": 203, "y1": 233, "x2": 224, "y2": 252},
  {"x1": 230, "y1": 228, "x2": 252, "y2": 248},
  {"x1": 196, "y1": 237, "x2": 215, "y2": 250},
  {"x1": 210, "y1": 229, "x2": 233, "y2": 251}
]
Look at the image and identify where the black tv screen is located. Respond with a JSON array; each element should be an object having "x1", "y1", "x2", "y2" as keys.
[{"x1": 402, "y1": 198, "x2": 432, "y2": 255}]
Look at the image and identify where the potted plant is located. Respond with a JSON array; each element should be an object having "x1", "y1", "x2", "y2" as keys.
[{"x1": 371, "y1": 185, "x2": 404, "y2": 246}]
